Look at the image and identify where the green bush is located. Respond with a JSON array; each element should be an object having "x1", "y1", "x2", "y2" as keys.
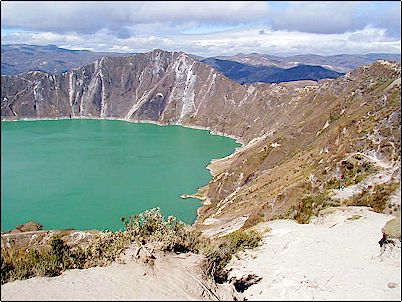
[
  {"x1": 122, "y1": 207, "x2": 202, "y2": 253},
  {"x1": 293, "y1": 191, "x2": 335, "y2": 224},
  {"x1": 200, "y1": 230, "x2": 261, "y2": 283}
]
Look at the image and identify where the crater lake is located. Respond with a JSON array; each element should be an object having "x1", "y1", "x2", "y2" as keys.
[{"x1": 1, "y1": 119, "x2": 239, "y2": 232}]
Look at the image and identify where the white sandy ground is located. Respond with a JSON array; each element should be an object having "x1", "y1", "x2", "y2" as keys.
[
  {"x1": 1, "y1": 252, "x2": 237, "y2": 301},
  {"x1": 227, "y1": 206, "x2": 401, "y2": 301},
  {"x1": 2, "y1": 207, "x2": 400, "y2": 301}
]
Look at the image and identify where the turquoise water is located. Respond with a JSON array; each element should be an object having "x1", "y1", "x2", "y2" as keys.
[{"x1": 1, "y1": 119, "x2": 239, "y2": 232}]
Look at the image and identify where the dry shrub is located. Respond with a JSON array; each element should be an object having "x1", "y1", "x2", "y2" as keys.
[
  {"x1": 293, "y1": 191, "x2": 337, "y2": 224},
  {"x1": 1, "y1": 236, "x2": 75, "y2": 284},
  {"x1": 199, "y1": 230, "x2": 262, "y2": 283},
  {"x1": 345, "y1": 181, "x2": 399, "y2": 213},
  {"x1": 326, "y1": 158, "x2": 378, "y2": 189},
  {"x1": 1, "y1": 208, "x2": 262, "y2": 285}
]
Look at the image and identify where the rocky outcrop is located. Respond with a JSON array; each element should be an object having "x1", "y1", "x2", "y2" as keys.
[
  {"x1": 6, "y1": 221, "x2": 43, "y2": 233},
  {"x1": 2, "y1": 50, "x2": 401, "y2": 234},
  {"x1": 381, "y1": 217, "x2": 401, "y2": 243}
]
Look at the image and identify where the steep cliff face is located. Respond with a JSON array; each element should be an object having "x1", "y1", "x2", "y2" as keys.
[
  {"x1": 1, "y1": 49, "x2": 267, "y2": 142},
  {"x1": 2, "y1": 50, "x2": 401, "y2": 235}
]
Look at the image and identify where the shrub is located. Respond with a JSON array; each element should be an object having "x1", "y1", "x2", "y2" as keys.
[
  {"x1": 345, "y1": 181, "x2": 399, "y2": 213},
  {"x1": 1, "y1": 208, "x2": 204, "y2": 284},
  {"x1": 122, "y1": 207, "x2": 202, "y2": 253},
  {"x1": 200, "y1": 230, "x2": 261, "y2": 283},
  {"x1": 1, "y1": 236, "x2": 74, "y2": 284},
  {"x1": 326, "y1": 159, "x2": 378, "y2": 189},
  {"x1": 293, "y1": 191, "x2": 335, "y2": 224},
  {"x1": 1, "y1": 208, "x2": 262, "y2": 285}
]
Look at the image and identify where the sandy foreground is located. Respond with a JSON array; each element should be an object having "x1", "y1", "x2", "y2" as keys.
[
  {"x1": 227, "y1": 206, "x2": 401, "y2": 301},
  {"x1": 2, "y1": 206, "x2": 401, "y2": 301},
  {"x1": 1, "y1": 252, "x2": 236, "y2": 301}
]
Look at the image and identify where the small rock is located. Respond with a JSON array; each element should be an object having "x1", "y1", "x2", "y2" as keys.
[
  {"x1": 231, "y1": 274, "x2": 263, "y2": 293},
  {"x1": 11, "y1": 221, "x2": 43, "y2": 233},
  {"x1": 382, "y1": 218, "x2": 401, "y2": 240},
  {"x1": 387, "y1": 282, "x2": 398, "y2": 288}
]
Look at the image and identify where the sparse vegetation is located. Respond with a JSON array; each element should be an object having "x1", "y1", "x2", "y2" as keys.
[
  {"x1": 199, "y1": 230, "x2": 261, "y2": 283},
  {"x1": 326, "y1": 158, "x2": 378, "y2": 189},
  {"x1": 344, "y1": 181, "x2": 399, "y2": 213},
  {"x1": 241, "y1": 212, "x2": 265, "y2": 230},
  {"x1": 1, "y1": 236, "x2": 78, "y2": 284},
  {"x1": 1, "y1": 208, "x2": 261, "y2": 285},
  {"x1": 293, "y1": 191, "x2": 336, "y2": 224},
  {"x1": 347, "y1": 215, "x2": 363, "y2": 221},
  {"x1": 329, "y1": 108, "x2": 341, "y2": 122}
]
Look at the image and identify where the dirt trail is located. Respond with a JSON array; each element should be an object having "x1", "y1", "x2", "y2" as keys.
[
  {"x1": 331, "y1": 152, "x2": 399, "y2": 201},
  {"x1": 227, "y1": 206, "x2": 401, "y2": 301}
]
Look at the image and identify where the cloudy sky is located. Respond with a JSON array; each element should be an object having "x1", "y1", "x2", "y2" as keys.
[{"x1": 1, "y1": 1, "x2": 401, "y2": 56}]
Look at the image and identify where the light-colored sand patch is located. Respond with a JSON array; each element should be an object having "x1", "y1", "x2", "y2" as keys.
[
  {"x1": 227, "y1": 206, "x2": 401, "y2": 301},
  {"x1": 202, "y1": 215, "x2": 249, "y2": 238},
  {"x1": 1, "y1": 252, "x2": 237, "y2": 301}
]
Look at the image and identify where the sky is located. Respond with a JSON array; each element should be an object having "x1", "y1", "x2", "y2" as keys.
[{"x1": 1, "y1": 1, "x2": 401, "y2": 56}]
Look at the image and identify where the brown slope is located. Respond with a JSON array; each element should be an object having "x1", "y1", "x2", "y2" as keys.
[{"x1": 195, "y1": 61, "x2": 401, "y2": 234}]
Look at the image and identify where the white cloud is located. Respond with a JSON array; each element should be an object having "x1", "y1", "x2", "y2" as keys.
[
  {"x1": 1, "y1": 1, "x2": 400, "y2": 56},
  {"x1": 2, "y1": 26, "x2": 400, "y2": 57},
  {"x1": 270, "y1": 1, "x2": 362, "y2": 34},
  {"x1": 268, "y1": 1, "x2": 400, "y2": 37},
  {"x1": 2, "y1": 1, "x2": 270, "y2": 36}
]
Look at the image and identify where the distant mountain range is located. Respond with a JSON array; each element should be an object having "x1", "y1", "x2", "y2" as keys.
[
  {"x1": 201, "y1": 58, "x2": 343, "y2": 84},
  {"x1": 213, "y1": 53, "x2": 401, "y2": 73},
  {"x1": 1, "y1": 44, "x2": 128, "y2": 75},
  {"x1": 1, "y1": 44, "x2": 400, "y2": 85}
]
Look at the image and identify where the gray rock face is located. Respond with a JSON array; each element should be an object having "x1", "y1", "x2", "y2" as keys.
[{"x1": 1, "y1": 49, "x2": 275, "y2": 141}]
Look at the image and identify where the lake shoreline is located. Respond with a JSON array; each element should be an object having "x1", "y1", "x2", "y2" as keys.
[
  {"x1": 0, "y1": 116, "x2": 245, "y2": 146},
  {"x1": 1, "y1": 116, "x2": 242, "y2": 230}
]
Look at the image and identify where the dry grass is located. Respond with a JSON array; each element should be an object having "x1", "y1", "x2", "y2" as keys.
[
  {"x1": 326, "y1": 158, "x2": 378, "y2": 189},
  {"x1": 198, "y1": 230, "x2": 261, "y2": 283},
  {"x1": 292, "y1": 191, "x2": 339, "y2": 224},
  {"x1": 344, "y1": 181, "x2": 400, "y2": 213},
  {"x1": 1, "y1": 208, "x2": 261, "y2": 285}
]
